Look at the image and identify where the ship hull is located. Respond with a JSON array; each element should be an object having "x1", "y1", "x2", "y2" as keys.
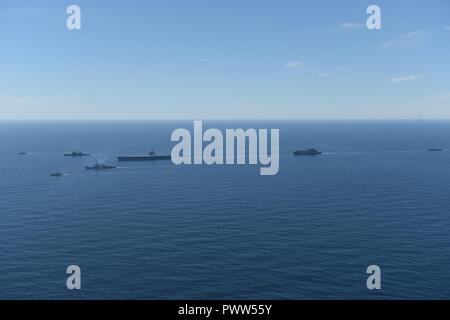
[{"x1": 293, "y1": 151, "x2": 322, "y2": 156}]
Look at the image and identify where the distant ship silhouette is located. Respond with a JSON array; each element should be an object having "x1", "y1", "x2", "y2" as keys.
[
  {"x1": 64, "y1": 151, "x2": 90, "y2": 157},
  {"x1": 293, "y1": 148, "x2": 322, "y2": 156},
  {"x1": 86, "y1": 161, "x2": 116, "y2": 170},
  {"x1": 117, "y1": 149, "x2": 171, "y2": 161}
]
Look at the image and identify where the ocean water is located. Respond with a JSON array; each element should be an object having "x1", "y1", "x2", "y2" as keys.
[{"x1": 1, "y1": 120, "x2": 450, "y2": 300}]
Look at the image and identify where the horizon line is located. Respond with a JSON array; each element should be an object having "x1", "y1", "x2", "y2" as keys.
[{"x1": 1, "y1": 118, "x2": 450, "y2": 122}]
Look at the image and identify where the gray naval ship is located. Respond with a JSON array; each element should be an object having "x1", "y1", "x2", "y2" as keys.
[
  {"x1": 50, "y1": 172, "x2": 63, "y2": 177},
  {"x1": 64, "y1": 151, "x2": 90, "y2": 157},
  {"x1": 86, "y1": 160, "x2": 116, "y2": 170},
  {"x1": 293, "y1": 148, "x2": 322, "y2": 156},
  {"x1": 117, "y1": 149, "x2": 171, "y2": 162}
]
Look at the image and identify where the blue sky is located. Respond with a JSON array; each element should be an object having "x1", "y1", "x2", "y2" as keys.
[{"x1": 1, "y1": 0, "x2": 450, "y2": 119}]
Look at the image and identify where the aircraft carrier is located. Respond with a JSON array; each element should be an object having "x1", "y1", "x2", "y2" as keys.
[{"x1": 117, "y1": 150, "x2": 171, "y2": 162}]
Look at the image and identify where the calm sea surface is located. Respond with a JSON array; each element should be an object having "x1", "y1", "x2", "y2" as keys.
[{"x1": 1, "y1": 120, "x2": 450, "y2": 299}]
